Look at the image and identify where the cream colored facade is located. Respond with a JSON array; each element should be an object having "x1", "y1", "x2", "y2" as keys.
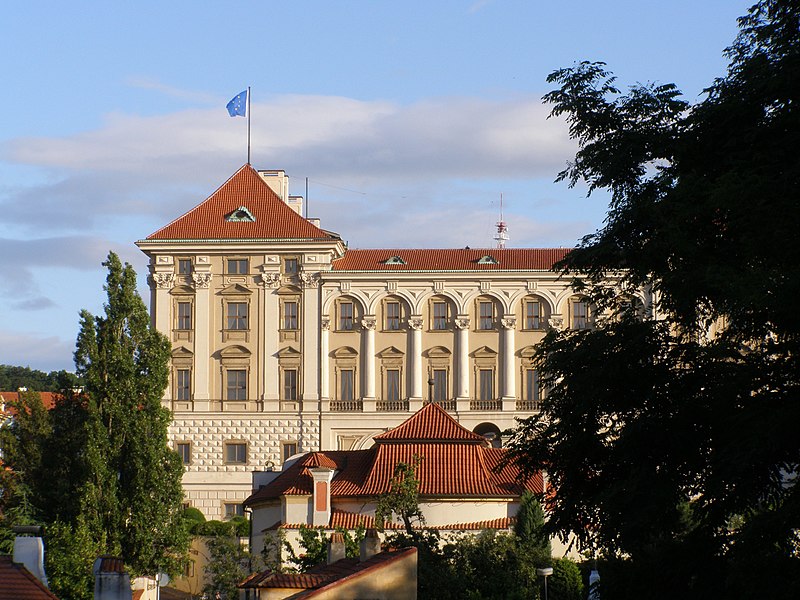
[{"x1": 137, "y1": 167, "x2": 654, "y2": 520}]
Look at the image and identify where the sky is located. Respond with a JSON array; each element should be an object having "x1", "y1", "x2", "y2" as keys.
[{"x1": 0, "y1": 0, "x2": 754, "y2": 373}]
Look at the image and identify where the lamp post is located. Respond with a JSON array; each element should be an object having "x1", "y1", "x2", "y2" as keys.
[
  {"x1": 536, "y1": 567, "x2": 553, "y2": 600},
  {"x1": 427, "y1": 377, "x2": 435, "y2": 404}
]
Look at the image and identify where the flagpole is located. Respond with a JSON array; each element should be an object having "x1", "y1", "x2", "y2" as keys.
[{"x1": 247, "y1": 86, "x2": 251, "y2": 165}]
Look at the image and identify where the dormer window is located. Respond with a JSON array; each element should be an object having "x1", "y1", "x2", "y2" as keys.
[
  {"x1": 225, "y1": 206, "x2": 256, "y2": 222},
  {"x1": 382, "y1": 256, "x2": 406, "y2": 265},
  {"x1": 476, "y1": 255, "x2": 499, "y2": 265}
]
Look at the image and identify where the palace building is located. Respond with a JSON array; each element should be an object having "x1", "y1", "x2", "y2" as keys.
[{"x1": 137, "y1": 164, "x2": 653, "y2": 519}]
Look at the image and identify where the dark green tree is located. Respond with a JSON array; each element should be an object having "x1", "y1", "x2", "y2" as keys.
[
  {"x1": 506, "y1": 2, "x2": 800, "y2": 597},
  {"x1": 68, "y1": 252, "x2": 189, "y2": 579},
  {"x1": 204, "y1": 525, "x2": 256, "y2": 600}
]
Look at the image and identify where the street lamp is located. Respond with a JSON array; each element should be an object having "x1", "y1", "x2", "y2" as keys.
[
  {"x1": 427, "y1": 377, "x2": 435, "y2": 404},
  {"x1": 536, "y1": 567, "x2": 553, "y2": 600}
]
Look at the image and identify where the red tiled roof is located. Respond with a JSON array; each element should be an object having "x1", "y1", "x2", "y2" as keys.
[
  {"x1": 244, "y1": 404, "x2": 540, "y2": 507},
  {"x1": 373, "y1": 403, "x2": 486, "y2": 442},
  {"x1": 240, "y1": 548, "x2": 416, "y2": 597},
  {"x1": 144, "y1": 165, "x2": 334, "y2": 241},
  {"x1": 280, "y1": 509, "x2": 516, "y2": 532},
  {"x1": 0, "y1": 556, "x2": 60, "y2": 600},
  {"x1": 0, "y1": 392, "x2": 59, "y2": 413},
  {"x1": 331, "y1": 248, "x2": 570, "y2": 272}
]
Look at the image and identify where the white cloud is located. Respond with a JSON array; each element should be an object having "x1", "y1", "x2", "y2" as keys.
[{"x1": 0, "y1": 330, "x2": 75, "y2": 373}]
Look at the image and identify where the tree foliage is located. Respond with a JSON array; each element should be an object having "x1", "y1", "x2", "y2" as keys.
[
  {"x1": 282, "y1": 524, "x2": 366, "y2": 572},
  {"x1": 0, "y1": 253, "x2": 189, "y2": 598},
  {"x1": 0, "y1": 364, "x2": 81, "y2": 393},
  {"x1": 375, "y1": 455, "x2": 426, "y2": 536},
  {"x1": 506, "y1": 2, "x2": 800, "y2": 597}
]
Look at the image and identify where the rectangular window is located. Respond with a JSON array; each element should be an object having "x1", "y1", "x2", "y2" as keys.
[
  {"x1": 479, "y1": 369, "x2": 494, "y2": 401},
  {"x1": 227, "y1": 258, "x2": 248, "y2": 274},
  {"x1": 284, "y1": 258, "x2": 298, "y2": 274},
  {"x1": 224, "y1": 502, "x2": 244, "y2": 518},
  {"x1": 283, "y1": 369, "x2": 298, "y2": 401},
  {"x1": 340, "y1": 369, "x2": 354, "y2": 401},
  {"x1": 176, "y1": 442, "x2": 191, "y2": 465},
  {"x1": 283, "y1": 301, "x2": 298, "y2": 330},
  {"x1": 433, "y1": 369, "x2": 447, "y2": 402},
  {"x1": 339, "y1": 302, "x2": 354, "y2": 331},
  {"x1": 432, "y1": 302, "x2": 447, "y2": 330},
  {"x1": 385, "y1": 302, "x2": 401, "y2": 330},
  {"x1": 282, "y1": 441, "x2": 298, "y2": 463},
  {"x1": 224, "y1": 442, "x2": 247, "y2": 465},
  {"x1": 526, "y1": 369, "x2": 540, "y2": 402},
  {"x1": 177, "y1": 259, "x2": 192, "y2": 274},
  {"x1": 226, "y1": 370, "x2": 247, "y2": 401},
  {"x1": 227, "y1": 302, "x2": 248, "y2": 330},
  {"x1": 479, "y1": 301, "x2": 494, "y2": 330},
  {"x1": 573, "y1": 301, "x2": 588, "y2": 330},
  {"x1": 525, "y1": 301, "x2": 541, "y2": 330},
  {"x1": 176, "y1": 369, "x2": 191, "y2": 401},
  {"x1": 177, "y1": 302, "x2": 192, "y2": 330},
  {"x1": 386, "y1": 369, "x2": 400, "y2": 401}
]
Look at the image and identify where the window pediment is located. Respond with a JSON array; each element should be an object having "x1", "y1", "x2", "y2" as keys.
[
  {"x1": 277, "y1": 346, "x2": 301, "y2": 358},
  {"x1": 424, "y1": 345, "x2": 452, "y2": 358},
  {"x1": 219, "y1": 284, "x2": 252, "y2": 296},
  {"x1": 220, "y1": 345, "x2": 251, "y2": 358},
  {"x1": 332, "y1": 346, "x2": 358, "y2": 358},
  {"x1": 519, "y1": 345, "x2": 537, "y2": 359},
  {"x1": 169, "y1": 285, "x2": 195, "y2": 296},
  {"x1": 377, "y1": 346, "x2": 405, "y2": 359},
  {"x1": 172, "y1": 346, "x2": 194, "y2": 359},
  {"x1": 471, "y1": 345, "x2": 497, "y2": 358}
]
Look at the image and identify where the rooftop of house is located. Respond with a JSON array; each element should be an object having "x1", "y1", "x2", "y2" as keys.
[
  {"x1": 142, "y1": 164, "x2": 337, "y2": 242},
  {"x1": 0, "y1": 392, "x2": 59, "y2": 415},
  {"x1": 239, "y1": 547, "x2": 417, "y2": 598},
  {"x1": 244, "y1": 403, "x2": 542, "y2": 507},
  {"x1": 0, "y1": 556, "x2": 59, "y2": 600}
]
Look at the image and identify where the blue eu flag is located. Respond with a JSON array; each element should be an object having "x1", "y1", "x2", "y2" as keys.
[{"x1": 226, "y1": 90, "x2": 247, "y2": 117}]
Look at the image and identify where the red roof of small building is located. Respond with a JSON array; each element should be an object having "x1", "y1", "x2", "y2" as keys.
[
  {"x1": 239, "y1": 547, "x2": 417, "y2": 597},
  {"x1": 0, "y1": 556, "x2": 60, "y2": 600},
  {"x1": 144, "y1": 165, "x2": 335, "y2": 241},
  {"x1": 244, "y1": 403, "x2": 541, "y2": 508},
  {"x1": 0, "y1": 392, "x2": 59, "y2": 413},
  {"x1": 279, "y1": 508, "x2": 516, "y2": 532},
  {"x1": 331, "y1": 248, "x2": 570, "y2": 272}
]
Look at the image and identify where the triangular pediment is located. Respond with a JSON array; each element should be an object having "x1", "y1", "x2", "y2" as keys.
[
  {"x1": 277, "y1": 346, "x2": 301, "y2": 357},
  {"x1": 519, "y1": 345, "x2": 537, "y2": 358},
  {"x1": 471, "y1": 345, "x2": 497, "y2": 358},
  {"x1": 171, "y1": 346, "x2": 194, "y2": 358},
  {"x1": 377, "y1": 346, "x2": 404, "y2": 359},
  {"x1": 219, "y1": 284, "x2": 252, "y2": 295}
]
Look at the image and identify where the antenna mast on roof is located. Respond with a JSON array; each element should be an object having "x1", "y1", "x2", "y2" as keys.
[{"x1": 494, "y1": 193, "x2": 509, "y2": 249}]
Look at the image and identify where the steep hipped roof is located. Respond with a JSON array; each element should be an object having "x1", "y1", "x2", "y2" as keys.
[
  {"x1": 373, "y1": 402, "x2": 486, "y2": 442},
  {"x1": 144, "y1": 165, "x2": 335, "y2": 241},
  {"x1": 0, "y1": 556, "x2": 60, "y2": 600},
  {"x1": 244, "y1": 403, "x2": 541, "y2": 507},
  {"x1": 331, "y1": 248, "x2": 570, "y2": 272}
]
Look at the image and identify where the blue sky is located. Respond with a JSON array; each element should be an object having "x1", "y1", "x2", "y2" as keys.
[{"x1": 0, "y1": 0, "x2": 753, "y2": 372}]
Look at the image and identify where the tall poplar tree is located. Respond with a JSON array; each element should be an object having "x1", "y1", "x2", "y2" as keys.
[{"x1": 68, "y1": 252, "x2": 188, "y2": 578}]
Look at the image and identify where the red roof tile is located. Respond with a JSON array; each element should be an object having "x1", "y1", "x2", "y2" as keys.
[
  {"x1": 280, "y1": 509, "x2": 517, "y2": 532},
  {"x1": 373, "y1": 402, "x2": 486, "y2": 443},
  {"x1": 0, "y1": 556, "x2": 60, "y2": 600},
  {"x1": 244, "y1": 404, "x2": 541, "y2": 507},
  {"x1": 331, "y1": 248, "x2": 570, "y2": 272},
  {"x1": 240, "y1": 548, "x2": 417, "y2": 597},
  {"x1": 144, "y1": 165, "x2": 335, "y2": 241},
  {"x1": 0, "y1": 392, "x2": 59, "y2": 413}
]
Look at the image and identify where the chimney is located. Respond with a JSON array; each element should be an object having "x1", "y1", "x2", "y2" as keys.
[
  {"x1": 327, "y1": 532, "x2": 346, "y2": 564},
  {"x1": 310, "y1": 467, "x2": 335, "y2": 527},
  {"x1": 258, "y1": 169, "x2": 289, "y2": 202},
  {"x1": 12, "y1": 526, "x2": 48, "y2": 587},
  {"x1": 360, "y1": 528, "x2": 381, "y2": 562},
  {"x1": 93, "y1": 555, "x2": 132, "y2": 600}
]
